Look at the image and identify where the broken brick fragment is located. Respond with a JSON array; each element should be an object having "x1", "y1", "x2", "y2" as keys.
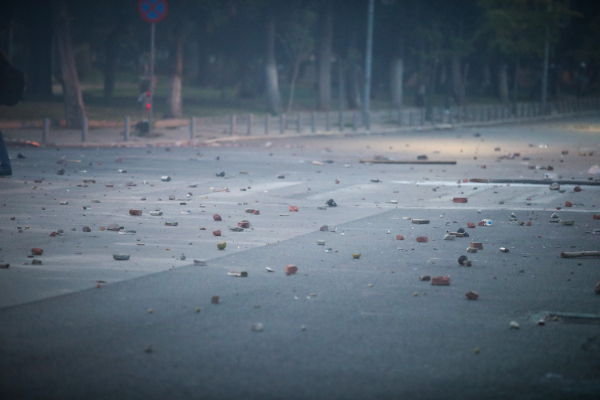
[
  {"x1": 471, "y1": 242, "x2": 483, "y2": 250},
  {"x1": 289, "y1": 206, "x2": 299, "y2": 212},
  {"x1": 594, "y1": 215, "x2": 600, "y2": 220},
  {"x1": 416, "y1": 236, "x2": 428, "y2": 243},
  {"x1": 213, "y1": 230, "x2": 222, "y2": 236},
  {"x1": 467, "y1": 223, "x2": 476, "y2": 228},
  {"x1": 129, "y1": 209, "x2": 142, "y2": 216},
  {"x1": 565, "y1": 201, "x2": 572, "y2": 207},
  {"x1": 286, "y1": 265, "x2": 298, "y2": 276},
  {"x1": 238, "y1": 221, "x2": 250, "y2": 229},
  {"x1": 453, "y1": 197, "x2": 468, "y2": 203},
  {"x1": 526, "y1": 221, "x2": 532, "y2": 226},
  {"x1": 396, "y1": 235, "x2": 405, "y2": 240},
  {"x1": 49, "y1": 232, "x2": 57, "y2": 237},
  {"x1": 477, "y1": 221, "x2": 486, "y2": 226},
  {"x1": 574, "y1": 186, "x2": 582, "y2": 192},
  {"x1": 431, "y1": 276, "x2": 450, "y2": 286},
  {"x1": 31, "y1": 248, "x2": 43, "y2": 256},
  {"x1": 465, "y1": 291, "x2": 479, "y2": 300},
  {"x1": 213, "y1": 214, "x2": 222, "y2": 221}
]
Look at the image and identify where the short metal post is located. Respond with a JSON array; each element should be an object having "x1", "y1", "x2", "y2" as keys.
[
  {"x1": 230, "y1": 114, "x2": 236, "y2": 135},
  {"x1": 279, "y1": 113, "x2": 285, "y2": 134},
  {"x1": 247, "y1": 113, "x2": 253, "y2": 136},
  {"x1": 189, "y1": 116, "x2": 195, "y2": 140},
  {"x1": 311, "y1": 112, "x2": 316, "y2": 133},
  {"x1": 81, "y1": 117, "x2": 87, "y2": 142},
  {"x1": 42, "y1": 118, "x2": 49, "y2": 143},
  {"x1": 124, "y1": 116, "x2": 129, "y2": 141},
  {"x1": 265, "y1": 114, "x2": 269, "y2": 135}
]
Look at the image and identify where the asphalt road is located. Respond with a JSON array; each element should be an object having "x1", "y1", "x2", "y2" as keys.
[{"x1": 1, "y1": 116, "x2": 599, "y2": 400}]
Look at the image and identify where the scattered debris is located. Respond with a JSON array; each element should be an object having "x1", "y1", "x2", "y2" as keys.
[
  {"x1": 129, "y1": 209, "x2": 142, "y2": 216},
  {"x1": 289, "y1": 206, "x2": 299, "y2": 212},
  {"x1": 396, "y1": 235, "x2": 404, "y2": 240},
  {"x1": 211, "y1": 295, "x2": 220, "y2": 304},
  {"x1": 161, "y1": 176, "x2": 171, "y2": 182},
  {"x1": 113, "y1": 254, "x2": 130, "y2": 261},
  {"x1": 560, "y1": 251, "x2": 600, "y2": 258},
  {"x1": 465, "y1": 291, "x2": 479, "y2": 300},
  {"x1": 453, "y1": 198, "x2": 468, "y2": 203},
  {"x1": 419, "y1": 275, "x2": 431, "y2": 281},
  {"x1": 213, "y1": 214, "x2": 222, "y2": 221},
  {"x1": 352, "y1": 253, "x2": 361, "y2": 259},
  {"x1": 431, "y1": 276, "x2": 450, "y2": 286},
  {"x1": 471, "y1": 242, "x2": 484, "y2": 250},
  {"x1": 213, "y1": 230, "x2": 222, "y2": 236},
  {"x1": 326, "y1": 199, "x2": 337, "y2": 207},
  {"x1": 228, "y1": 271, "x2": 248, "y2": 277},
  {"x1": 286, "y1": 265, "x2": 298, "y2": 275},
  {"x1": 217, "y1": 242, "x2": 227, "y2": 250},
  {"x1": 416, "y1": 236, "x2": 429, "y2": 243},
  {"x1": 412, "y1": 219, "x2": 430, "y2": 224},
  {"x1": 31, "y1": 259, "x2": 42, "y2": 265},
  {"x1": 510, "y1": 321, "x2": 520, "y2": 330},
  {"x1": 82, "y1": 226, "x2": 92, "y2": 232}
]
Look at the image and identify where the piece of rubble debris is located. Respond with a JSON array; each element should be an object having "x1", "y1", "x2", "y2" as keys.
[
  {"x1": 213, "y1": 214, "x2": 222, "y2": 221},
  {"x1": 217, "y1": 242, "x2": 226, "y2": 250},
  {"x1": 396, "y1": 235, "x2": 405, "y2": 240},
  {"x1": 266, "y1": 267, "x2": 274, "y2": 272},
  {"x1": 164, "y1": 222, "x2": 178, "y2": 226},
  {"x1": 417, "y1": 155, "x2": 428, "y2": 160},
  {"x1": 113, "y1": 254, "x2": 130, "y2": 261},
  {"x1": 289, "y1": 206, "x2": 299, "y2": 212},
  {"x1": 561, "y1": 220, "x2": 574, "y2": 226},
  {"x1": 412, "y1": 219, "x2": 430, "y2": 224},
  {"x1": 510, "y1": 321, "x2": 520, "y2": 330},
  {"x1": 228, "y1": 271, "x2": 248, "y2": 277},
  {"x1": 326, "y1": 199, "x2": 337, "y2": 207},
  {"x1": 560, "y1": 251, "x2": 600, "y2": 258},
  {"x1": 193, "y1": 259, "x2": 207, "y2": 266},
  {"x1": 238, "y1": 220, "x2": 250, "y2": 229},
  {"x1": 286, "y1": 265, "x2": 298, "y2": 275},
  {"x1": 229, "y1": 226, "x2": 244, "y2": 232},
  {"x1": 416, "y1": 236, "x2": 428, "y2": 243},
  {"x1": 574, "y1": 186, "x2": 582, "y2": 192},
  {"x1": 465, "y1": 291, "x2": 479, "y2": 300},
  {"x1": 419, "y1": 275, "x2": 431, "y2": 281},
  {"x1": 565, "y1": 201, "x2": 572, "y2": 207},
  {"x1": 0, "y1": 263, "x2": 9, "y2": 269},
  {"x1": 471, "y1": 242, "x2": 483, "y2": 250},
  {"x1": 352, "y1": 253, "x2": 361, "y2": 259},
  {"x1": 251, "y1": 323, "x2": 263, "y2": 332},
  {"x1": 213, "y1": 230, "x2": 222, "y2": 236},
  {"x1": 106, "y1": 224, "x2": 121, "y2": 231},
  {"x1": 467, "y1": 247, "x2": 478, "y2": 253},
  {"x1": 150, "y1": 211, "x2": 163, "y2": 216},
  {"x1": 500, "y1": 247, "x2": 509, "y2": 253},
  {"x1": 453, "y1": 198, "x2": 468, "y2": 203},
  {"x1": 431, "y1": 276, "x2": 450, "y2": 286},
  {"x1": 443, "y1": 234, "x2": 456, "y2": 240},
  {"x1": 59, "y1": 201, "x2": 68, "y2": 205},
  {"x1": 467, "y1": 223, "x2": 476, "y2": 228},
  {"x1": 31, "y1": 259, "x2": 42, "y2": 265},
  {"x1": 82, "y1": 226, "x2": 91, "y2": 232},
  {"x1": 57, "y1": 169, "x2": 65, "y2": 175},
  {"x1": 549, "y1": 182, "x2": 560, "y2": 190},
  {"x1": 211, "y1": 295, "x2": 220, "y2": 304},
  {"x1": 129, "y1": 209, "x2": 142, "y2": 216},
  {"x1": 167, "y1": 195, "x2": 175, "y2": 201},
  {"x1": 317, "y1": 240, "x2": 326, "y2": 245}
]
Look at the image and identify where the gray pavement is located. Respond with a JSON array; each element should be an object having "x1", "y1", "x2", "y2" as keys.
[{"x1": 1, "y1": 115, "x2": 600, "y2": 399}]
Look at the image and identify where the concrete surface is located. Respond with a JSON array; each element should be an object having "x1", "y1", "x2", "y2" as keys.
[{"x1": 1, "y1": 115, "x2": 599, "y2": 399}]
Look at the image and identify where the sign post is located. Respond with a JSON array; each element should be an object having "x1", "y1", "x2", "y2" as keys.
[{"x1": 138, "y1": 0, "x2": 168, "y2": 137}]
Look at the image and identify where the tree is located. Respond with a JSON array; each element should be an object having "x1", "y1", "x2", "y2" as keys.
[{"x1": 53, "y1": 0, "x2": 86, "y2": 128}]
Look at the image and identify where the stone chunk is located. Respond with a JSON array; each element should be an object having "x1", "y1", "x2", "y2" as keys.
[
  {"x1": 453, "y1": 197, "x2": 468, "y2": 203},
  {"x1": 107, "y1": 223, "x2": 120, "y2": 231},
  {"x1": 286, "y1": 265, "x2": 298, "y2": 276},
  {"x1": 161, "y1": 176, "x2": 171, "y2": 182},
  {"x1": 150, "y1": 211, "x2": 163, "y2": 216},
  {"x1": 238, "y1": 220, "x2": 250, "y2": 229},
  {"x1": 129, "y1": 209, "x2": 142, "y2": 216},
  {"x1": 419, "y1": 275, "x2": 431, "y2": 281},
  {"x1": 213, "y1": 230, "x2": 222, "y2": 236},
  {"x1": 467, "y1": 223, "x2": 476, "y2": 228},
  {"x1": 416, "y1": 236, "x2": 428, "y2": 243},
  {"x1": 82, "y1": 226, "x2": 92, "y2": 232},
  {"x1": 467, "y1": 247, "x2": 478, "y2": 253},
  {"x1": 211, "y1": 295, "x2": 220, "y2": 304},
  {"x1": 31, "y1": 259, "x2": 42, "y2": 265},
  {"x1": 465, "y1": 291, "x2": 479, "y2": 300},
  {"x1": 396, "y1": 235, "x2": 404, "y2": 240},
  {"x1": 471, "y1": 242, "x2": 483, "y2": 250},
  {"x1": 213, "y1": 214, "x2": 222, "y2": 221},
  {"x1": 431, "y1": 276, "x2": 450, "y2": 286},
  {"x1": 565, "y1": 201, "x2": 572, "y2": 207},
  {"x1": 574, "y1": 186, "x2": 582, "y2": 192},
  {"x1": 443, "y1": 234, "x2": 455, "y2": 240}
]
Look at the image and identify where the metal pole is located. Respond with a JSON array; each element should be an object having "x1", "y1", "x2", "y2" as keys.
[
  {"x1": 363, "y1": 0, "x2": 374, "y2": 122},
  {"x1": 541, "y1": 26, "x2": 549, "y2": 112},
  {"x1": 124, "y1": 116, "x2": 130, "y2": 141},
  {"x1": 149, "y1": 22, "x2": 155, "y2": 137},
  {"x1": 42, "y1": 118, "x2": 49, "y2": 143}
]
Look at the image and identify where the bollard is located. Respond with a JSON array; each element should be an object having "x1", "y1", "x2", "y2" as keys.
[
  {"x1": 247, "y1": 113, "x2": 253, "y2": 136},
  {"x1": 124, "y1": 116, "x2": 130, "y2": 141},
  {"x1": 279, "y1": 113, "x2": 285, "y2": 134},
  {"x1": 311, "y1": 112, "x2": 316, "y2": 133},
  {"x1": 353, "y1": 111, "x2": 358, "y2": 131},
  {"x1": 265, "y1": 114, "x2": 270, "y2": 135},
  {"x1": 339, "y1": 111, "x2": 344, "y2": 131},
  {"x1": 230, "y1": 114, "x2": 236, "y2": 135},
  {"x1": 325, "y1": 112, "x2": 330, "y2": 131},
  {"x1": 190, "y1": 116, "x2": 195, "y2": 140},
  {"x1": 42, "y1": 118, "x2": 49, "y2": 144},
  {"x1": 82, "y1": 117, "x2": 88, "y2": 142}
]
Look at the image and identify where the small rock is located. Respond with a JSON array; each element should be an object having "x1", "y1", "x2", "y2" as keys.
[
  {"x1": 467, "y1": 222, "x2": 476, "y2": 228},
  {"x1": 113, "y1": 254, "x2": 130, "y2": 261},
  {"x1": 443, "y1": 234, "x2": 455, "y2": 241},
  {"x1": 211, "y1": 295, "x2": 220, "y2": 304},
  {"x1": 213, "y1": 230, "x2": 222, "y2": 236},
  {"x1": 416, "y1": 236, "x2": 428, "y2": 243},
  {"x1": 458, "y1": 255, "x2": 468, "y2": 265},
  {"x1": 417, "y1": 155, "x2": 428, "y2": 160},
  {"x1": 326, "y1": 199, "x2": 337, "y2": 207},
  {"x1": 470, "y1": 242, "x2": 483, "y2": 250},
  {"x1": 431, "y1": 276, "x2": 450, "y2": 286},
  {"x1": 57, "y1": 169, "x2": 65, "y2": 175},
  {"x1": 129, "y1": 209, "x2": 142, "y2": 216},
  {"x1": 467, "y1": 247, "x2": 478, "y2": 253},
  {"x1": 510, "y1": 321, "x2": 520, "y2": 330},
  {"x1": 396, "y1": 235, "x2": 405, "y2": 240},
  {"x1": 465, "y1": 291, "x2": 479, "y2": 300},
  {"x1": 161, "y1": 176, "x2": 171, "y2": 182},
  {"x1": 150, "y1": 211, "x2": 163, "y2": 216},
  {"x1": 549, "y1": 182, "x2": 560, "y2": 190},
  {"x1": 419, "y1": 275, "x2": 431, "y2": 281},
  {"x1": 499, "y1": 247, "x2": 509, "y2": 253},
  {"x1": 317, "y1": 240, "x2": 326, "y2": 245},
  {"x1": 213, "y1": 214, "x2": 222, "y2": 221},
  {"x1": 238, "y1": 220, "x2": 250, "y2": 229},
  {"x1": 82, "y1": 226, "x2": 92, "y2": 232},
  {"x1": 412, "y1": 219, "x2": 430, "y2": 224},
  {"x1": 574, "y1": 186, "x2": 582, "y2": 192},
  {"x1": 251, "y1": 323, "x2": 263, "y2": 332},
  {"x1": 352, "y1": 253, "x2": 361, "y2": 259},
  {"x1": 168, "y1": 195, "x2": 175, "y2": 200},
  {"x1": 31, "y1": 259, "x2": 42, "y2": 265},
  {"x1": 107, "y1": 223, "x2": 120, "y2": 231},
  {"x1": 286, "y1": 265, "x2": 298, "y2": 276},
  {"x1": 565, "y1": 201, "x2": 572, "y2": 207}
]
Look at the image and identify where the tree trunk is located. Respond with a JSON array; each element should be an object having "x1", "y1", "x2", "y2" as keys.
[
  {"x1": 498, "y1": 62, "x2": 509, "y2": 103},
  {"x1": 317, "y1": 1, "x2": 333, "y2": 111},
  {"x1": 53, "y1": 0, "x2": 86, "y2": 128},
  {"x1": 287, "y1": 62, "x2": 300, "y2": 113},
  {"x1": 390, "y1": 58, "x2": 403, "y2": 108},
  {"x1": 25, "y1": 2, "x2": 53, "y2": 98},
  {"x1": 166, "y1": 31, "x2": 184, "y2": 118},
  {"x1": 451, "y1": 54, "x2": 465, "y2": 105},
  {"x1": 103, "y1": 27, "x2": 119, "y2": 102},
  {"x1": 265, "y1": 11, "x2": 282, "y2": 114}
]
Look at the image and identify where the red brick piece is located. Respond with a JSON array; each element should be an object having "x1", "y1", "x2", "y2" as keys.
[
  {"x1": 31, "y1": 248, "x2": 43, "y2": 256},
  {"x1": 477, "y1": 221, "x2": 486, "y2": 226},
  {"x1": 565, "y1": 201, "x2": 572, "y2": 207},
  {"x1": 465, "y1": 291, "x2": 479, "y2": 300},
  {"x1": 286, "y1": 265, "x2": 298, "y2": 276},
  {"x1": 396, "y1": 235, "x2": 405, "y2": 240},
  {"x1": 129, "y1": 209, "x2": 142, "y2": 216},
  {"x1": 213, "y1": 230, "x2": 222, "y2": 236},
  {"x1": 574, "y1": 186, "x2": 582, "y2": 192},
  {"x1": 453, "y1": 198, "x2": 468, "y2": 203},
  {"x1": 471, "y1": 242, "x2": 483, "y2": 250},
  {"x1": 49, "y1": 232, "x2": 57, "y2": 237},
  {"x1": 289, "y1": 206, "x2": 299, "y2": 212},
  {"x1": 253, "y1": 210, "x2": 260, "y2": 215},
  {"x1": 467, "y1": 222, "x2": 476, "y2": 228},
  {"x1": 238, "y1": 221, "x2": 250, "y2": 229},
  {"x1": 526, "y1": 221, "x2": 532, "y2": 226},
  {"x1": 416, "y1": 236, "x2": 428, "y2": 243},
  {"x1": 213, "y1": 214, "x2": 222, "y2": 221},
  {"x1": 431, "y1": 276, "x2": 450, "y2": 286},
  {"x1": 594, "y1": 215, "x2": 600, "y2": 220}
]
